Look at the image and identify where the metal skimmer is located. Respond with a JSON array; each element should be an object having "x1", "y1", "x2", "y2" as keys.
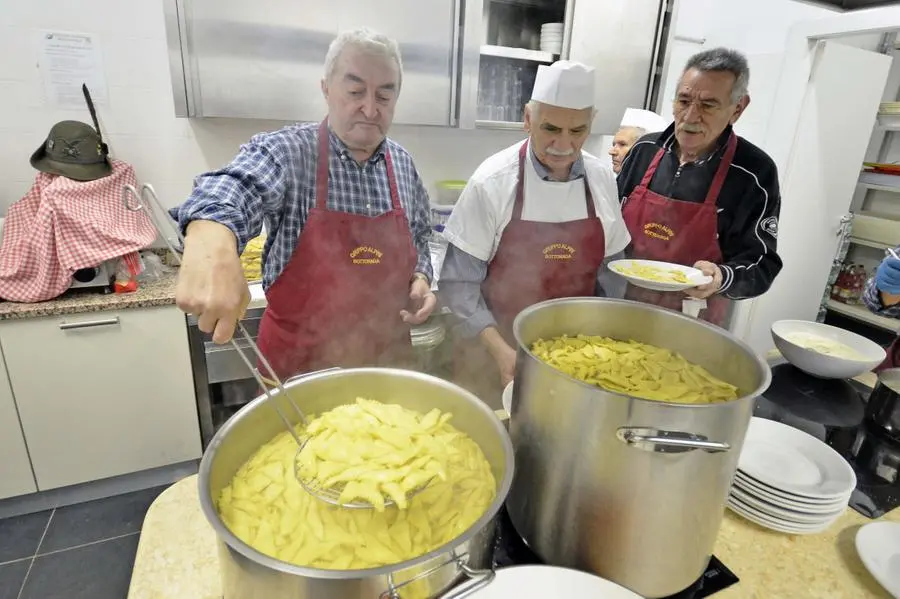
[{"x1": 123, "y1": 183, "x2": 428, "y2": 509}]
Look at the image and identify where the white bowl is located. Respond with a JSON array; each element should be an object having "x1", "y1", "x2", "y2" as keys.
[
  {"x1": 502, "y1": 381, "x2": 514, "y2": 413},
  {"x1": 771, "y1": 320, "x2": 886, "y2": 379}
]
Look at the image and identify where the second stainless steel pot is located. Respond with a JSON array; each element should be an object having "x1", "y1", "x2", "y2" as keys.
[
  {"x1": 199, "y1": 368, "x2": 515, "y2": 599},
  {"x1": 508, "y1": 298, "x2": 771, "y2": 598},
  {"x1": 867, "y1": 367, "x2": 900, "y2": 441}
]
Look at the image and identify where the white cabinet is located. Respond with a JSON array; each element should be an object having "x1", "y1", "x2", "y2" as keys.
[
  {"x1": 0, "y1": 306, "x2": 202, "y2": 491},
  {"x1": 0, "y1": 347, "x2": 37, "y2": 500}
]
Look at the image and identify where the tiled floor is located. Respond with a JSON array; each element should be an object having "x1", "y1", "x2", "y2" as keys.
[{"x1": 0, "y1": 485, "x2": 167, "y2": 599}]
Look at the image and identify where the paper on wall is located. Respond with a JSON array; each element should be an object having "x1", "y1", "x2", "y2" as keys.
[{"x1": 36, "y1": 30, "x2": 108, "y2": 109}]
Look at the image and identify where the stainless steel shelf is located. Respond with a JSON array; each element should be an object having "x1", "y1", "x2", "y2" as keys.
[
  {"x1": 480, "y1": 44, "x2": 555, "y2": 63},
  {"x1": 858, "y1": 171, "x2": 900, "y2": 192},
  {"x1": 826, "y1": 298, "x2": 900, "y2": 332},
  {"x1": 475, "y1": 119, "x2": 526, "y2": 130}
]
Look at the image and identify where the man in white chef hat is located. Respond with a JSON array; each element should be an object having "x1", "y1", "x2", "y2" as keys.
[
  {"x1": 439, "y1": 60, "x2": 631, "y2": 407},
  {"x1": 609, "y1": 108, "x2": 669, "y2": 174}
]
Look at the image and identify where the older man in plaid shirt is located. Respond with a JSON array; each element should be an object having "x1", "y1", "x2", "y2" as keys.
[{"x1": 171, "y1": 28, "x2": 436, "y2": 378}]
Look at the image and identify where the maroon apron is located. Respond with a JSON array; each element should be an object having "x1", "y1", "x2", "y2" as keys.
[
  {"x1": 255, "y1": 120, "x2": 417, "y2": 379},
  {"x1": 875, "y1": 337, "x2": 900, "y2": 372},
  {"x1": 621, "y1": 133, "x2": 737, "y2": 327},
  {"x1": 453, "y1": 141, "x2": 607, "y2": 404}
]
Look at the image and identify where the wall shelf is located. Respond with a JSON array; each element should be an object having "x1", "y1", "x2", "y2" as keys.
[
  {"x1": 480, "y1": 45, "x2": 555, "y2": 63},
  {"x1": 851, "y1": 211, "x2": 900, "y2": 249},
  {"x1": 826, "y1": 298, "x2": 900, "y2": 332},
  {"x1": 876, "y1": 112, "x2": 900, "y2": 130},
  {"x1": 849, "y1": 236, "x2": 892, "y2": 250},
  {"x1": 858, "y1": 170, "x2": 900, "y2": 192},
  {"x1": 475, "y1": 119, "x2": 525, "y2": 130}
]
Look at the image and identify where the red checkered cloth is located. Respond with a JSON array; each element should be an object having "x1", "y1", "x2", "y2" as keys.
[{"x1": 0, "y1": 159, "x2": 157, "y2": 302}]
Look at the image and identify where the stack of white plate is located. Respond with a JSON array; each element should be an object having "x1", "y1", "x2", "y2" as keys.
[
  {"x1": 727, "y1": 417, "x2": 856, "y2": 535},
  {"x1": 540, "y1": 23, "x2": 563, "y2": 54}
]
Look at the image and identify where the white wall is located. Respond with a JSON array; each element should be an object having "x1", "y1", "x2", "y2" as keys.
[
  {"x1": 0, "y1": 0, "x2": 527, "y2": 214},
  {"x1": 657, "y1": 0, "x2": 839, "y2": 145}
]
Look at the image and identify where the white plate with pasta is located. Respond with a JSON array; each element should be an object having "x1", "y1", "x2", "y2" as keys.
[{"x1": 609, "y1": 259, "x2": 712, "y2": 292}]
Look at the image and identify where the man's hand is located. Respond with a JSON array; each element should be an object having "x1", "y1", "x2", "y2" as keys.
[
  {"x1": 480, "y1": 327, "x2": 517, "y2": 387},
  {"x1": 876, "y1": 256, "x2": 900, "y2": 295},
  {"x1": 175, "y1": 220, "x2": 250, "y2": 344},
  {"x1": 685, "y1": 260, "x2": 723, "y2": 300},
  {"x1": 400, "y1": 276, "x2": 437, "y2": 325},
  {"x1": 494, "y1": 343, "x2": 517, "y2": 387}
]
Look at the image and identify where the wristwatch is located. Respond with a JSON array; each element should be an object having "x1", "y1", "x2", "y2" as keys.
[{"x1": 410, "y1": 272, "x2": 430, "y2": 286}]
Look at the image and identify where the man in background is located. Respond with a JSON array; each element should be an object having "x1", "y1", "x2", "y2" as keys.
[{"x1": 608, "y1": 108, "x2": 668, "y2": 174}]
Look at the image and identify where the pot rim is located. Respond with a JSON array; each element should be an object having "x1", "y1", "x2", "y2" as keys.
[
  {"x1": 197, "y1": 367, "x2": 515, "y2": 579},
  {"x1": 512, "y1": 297, "x2": 772, "y2": 407}
]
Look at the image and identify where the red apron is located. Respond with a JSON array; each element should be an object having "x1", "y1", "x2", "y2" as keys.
[
  {"x1": 621, "y1": 133, "x2": 737, "y2": 327},
  {"x1": 453, "y1": 141, "x2": 607, "y2": 405},
  {"x1": 875, "y1": 337, "x2": 900, "y2": 372},
  {"x1": 255, "y1": 120, "x2": 417, "y2": 380}
]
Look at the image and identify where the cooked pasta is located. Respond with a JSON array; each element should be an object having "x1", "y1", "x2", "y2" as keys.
[
  {"x1": 783, "y1": 331, "x2": 864, "y2": 360},
  {"x1": 531, "y1": 334, "x2": 738, "y2": 404},
  {"x1": 216, "y1": 399, "x2": 496, "y2": 573},
  {"x1": 614, "y1": 262, "x2": 689, "y2": 283},
  {"x1": 297, "y1": 398, "x2": 456, "y2": 510},
  {"x1": 240, "y1": 235, "x2": 265, "y2": 282}
]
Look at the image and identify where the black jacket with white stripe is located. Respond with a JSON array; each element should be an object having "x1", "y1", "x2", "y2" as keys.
[{"x1": 616, "y1": 123, "x2": 783, "y2": 300}]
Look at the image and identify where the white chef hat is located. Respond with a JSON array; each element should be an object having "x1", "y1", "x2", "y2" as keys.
[
  {"x1": 619, "y1": 108, "x2": 668, "y2": 133},
  {"x1": 530, "y1": 61, "x2": 595, "y2": 110}
]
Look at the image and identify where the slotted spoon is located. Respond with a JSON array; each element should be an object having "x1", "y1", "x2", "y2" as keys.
[{"x1": 123, "y1": 183, "x2": 432, "y2": 509}]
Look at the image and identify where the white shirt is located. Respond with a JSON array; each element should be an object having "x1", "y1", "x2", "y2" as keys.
[{"x1": 444, "y1": 140, "x2": 631, "y2": 263}]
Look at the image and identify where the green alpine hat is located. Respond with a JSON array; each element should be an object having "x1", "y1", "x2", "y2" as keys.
[{"x1": 29, "y1": 120, "x2": 112, "y2": 182}]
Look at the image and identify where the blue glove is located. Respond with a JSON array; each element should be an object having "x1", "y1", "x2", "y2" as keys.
[{"x1": 876, "y1": 256, "x2": 900, "y2": 294}]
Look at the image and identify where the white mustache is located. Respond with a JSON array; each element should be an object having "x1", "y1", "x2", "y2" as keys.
[
  {"x1": 680, "y1": 124, "x2": 703, "y2": 134},
  {"x1": 545, "y1": 147, "x2": 575, "y2": 157}
]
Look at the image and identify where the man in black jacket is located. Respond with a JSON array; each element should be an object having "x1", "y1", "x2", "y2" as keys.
[{"x1": 617, "y1": 47, "x2": 783, "y2": 326}]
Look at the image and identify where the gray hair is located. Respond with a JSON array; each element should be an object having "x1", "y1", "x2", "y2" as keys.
[
  {"x1": 683, "y1": 47, "x2": 750, "y2": 104},
  {"x1": 324, "y1": 28, "x2": 404, "y2": 87}
]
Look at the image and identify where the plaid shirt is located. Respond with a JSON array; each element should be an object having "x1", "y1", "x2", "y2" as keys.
[
  {"x1": 170, "y1": 122, "x2": 433, "y2": 290},
  {"x1": 863, "y1": 246, "x2": 900, "y2": 318}
]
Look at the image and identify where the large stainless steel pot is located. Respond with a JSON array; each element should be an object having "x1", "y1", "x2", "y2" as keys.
[
  {"x1": 198, "y1": 368, "x2": 515, "y2": 599},
  {"x1": 508, "y1": 298, "x2": 771, "y2": 598}
]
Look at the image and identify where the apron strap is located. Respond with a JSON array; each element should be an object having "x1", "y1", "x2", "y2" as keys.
[
  {"x1": 703, "y1": 132, "x2": 738, "y2": 206},
  {"x1": 316, "y1": 120, "x2": 330, "y2": 210},
  {"x1": 316, "y1": 119, "x2": 402, "y2": 212},
  {"x1": 638, "y1": 147, "x2": 666, "y2": 189},
  {"x1": 383, "y1": 147, "x2": 402, "y2": 211},
  {"x1": 583, "y1": 172, "x2": 596, "y2": 219},
  {"x1": 514, "y1": 140, "x2": 596, "y2": 220},
  {"x1": 513, "y1": 141, "x2": 529, "y2": 220}
]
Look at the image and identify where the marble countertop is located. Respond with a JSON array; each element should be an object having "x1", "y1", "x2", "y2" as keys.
[
  {"x1": 0, "y1": 271, "x2": 180, "y2": 321},
  {"x1": 0, "y1": 272, "x2": 266, "y2": 321},
  {"x1": 127, "y1": 474, "x2": 898, "y2": 599}
]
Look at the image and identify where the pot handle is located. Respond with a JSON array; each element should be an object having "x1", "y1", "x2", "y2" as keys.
[
  {"x1": 617, "y1": 427, "x2": 731, "y2": 453},
  {"x1": 381, "y1": 551, "x2": 495, "y2": 599},
  {"x1": 263, "y1": 367, "x2": 341, "y2": 388},
  {"x1": 439, "y1": 563, "x2": 496, "y2": 599}
]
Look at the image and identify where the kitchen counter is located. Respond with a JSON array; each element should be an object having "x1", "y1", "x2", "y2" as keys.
[
  {"x1": 127, "y1": 474, "x2": 898, "y2": 599},
  {"x1": 0, "y1": 273, "x2": 265, "y2": 321},
  {"x1": 0, "y1": 270, "x2": 180, "y2": 320}
]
